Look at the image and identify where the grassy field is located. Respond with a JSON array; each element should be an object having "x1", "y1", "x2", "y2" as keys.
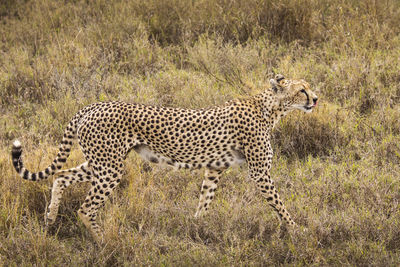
[{"x1": 1, "y1": 0, "x2": 400, "y2": 265}]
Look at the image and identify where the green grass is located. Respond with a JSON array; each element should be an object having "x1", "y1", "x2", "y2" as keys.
[{"x1": 1, "y1": 0, "x2": 400, "y2": 265}]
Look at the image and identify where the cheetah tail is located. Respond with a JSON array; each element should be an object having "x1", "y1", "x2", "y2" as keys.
[{"x1": 11, "y1": 122, "x2": 76, "y2": 182}]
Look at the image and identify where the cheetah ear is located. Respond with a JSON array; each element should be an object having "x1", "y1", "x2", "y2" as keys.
[
  {"x1": 275, "y1": 74, "x2": 285, "y2": 82},
  {"x1": 270, "y1": 74, "x2": 285, "y2": 93}
]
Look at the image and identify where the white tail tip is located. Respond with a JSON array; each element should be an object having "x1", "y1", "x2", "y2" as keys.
[{"x1": 13, "y1": 140, "x2": 21, "y2": 147}]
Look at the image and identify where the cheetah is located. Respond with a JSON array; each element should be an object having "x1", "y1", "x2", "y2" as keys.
[{"x1": 11, "y1": 74, "x2": 318, "y2": 243}]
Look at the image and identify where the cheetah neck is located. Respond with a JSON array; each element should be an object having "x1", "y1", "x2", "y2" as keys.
[{"x1": 253, "y1": 91, "x2": 291, "y2": 128}]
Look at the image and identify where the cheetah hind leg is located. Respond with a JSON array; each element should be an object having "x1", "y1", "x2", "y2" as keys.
[
  {"x1": 46, "y1": 162, "x2": 92, "y2": 226},
  {"x1": 77, "y1": 167, "x2": 123, "y2": 244},
  {"x1": 77, "y1": 184, "x2": 102, "y2": 243},
  {"x1": 194, "y1": 169, "x2": 224, "y2": 217}
]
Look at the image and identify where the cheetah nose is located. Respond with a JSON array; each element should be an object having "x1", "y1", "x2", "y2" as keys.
[{"x1": 312, "y1": 97, "x2": 318, "y2": 106}]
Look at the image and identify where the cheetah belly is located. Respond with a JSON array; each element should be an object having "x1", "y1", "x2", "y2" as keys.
[
  {"x1": 231, "y1": 149, "x2": 246, "y2": 166},
  {"x1": 132, "y1": 144, "x2": 191, "y2": 170},
  {"x1": 133, "y1": 145, "x2": 173, "y2": 165},
  {"x1": 133, "y1": 144, "x2": 247, "y2": 170}
]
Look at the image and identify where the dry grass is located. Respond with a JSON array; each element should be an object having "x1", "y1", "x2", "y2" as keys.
[{"x1": 1, "y1": 0, "x2": 400, "y2": 265}]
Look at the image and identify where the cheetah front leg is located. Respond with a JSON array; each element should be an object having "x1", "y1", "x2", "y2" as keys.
[
  {"x1": 194, "y1": 169, "x2": 224, "y2": 217},
  {"x1": 250, "y1": 170, "x2": 296, "y2": 227},
  {"x1": 244, "y1": 137, "x2": 296, "y2": 228}
]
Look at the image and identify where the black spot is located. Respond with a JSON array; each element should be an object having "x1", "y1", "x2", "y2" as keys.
[
  {"x1": 12, "y1": 159, "x2": 20, "y2": 171},
  {"x1": 11, "y1": 148, "x2": 22, "y2": 159},
  {"x1": 23, "y1": 170, "x2": 29, "y2": 180},
  {"x1": 149, "y1": 157, "x2": 159, "y2": 163}
]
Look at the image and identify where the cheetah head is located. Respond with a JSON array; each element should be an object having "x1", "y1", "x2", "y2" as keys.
[{"x1": 270, "y1": 74, "x2": 318, "y2": 113}]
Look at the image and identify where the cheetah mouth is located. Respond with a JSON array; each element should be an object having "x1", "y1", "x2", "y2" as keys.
[
  {"x1": 304, "y1": 104, "x2": 316, "y2": 113},
  {"x1": 292, "y1": 104, "x2": 315, "y2": 113},
  {"x1": 305, "y1": 105, "x2": 314, "y2": 110}
]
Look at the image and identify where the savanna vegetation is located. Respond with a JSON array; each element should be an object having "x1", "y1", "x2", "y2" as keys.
[{"x1": 1, "y1": 0, "x2": 400, "y2": 265}]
